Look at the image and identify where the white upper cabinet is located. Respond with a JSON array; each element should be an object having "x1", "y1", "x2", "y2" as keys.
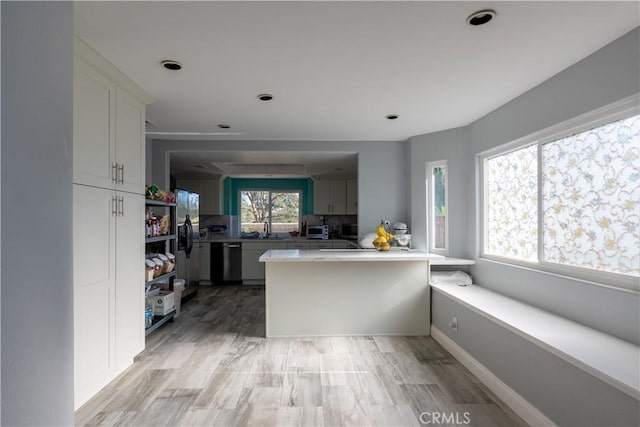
[
  {"x1": 73, "y1": 58, "x2": 116, "y2": 190},
  {"x1": 73, "y1": 37, "x2": 152, "y2": 195},
  {"x1": 176, "y1": 179, "x2": 221, "y2": 215},
  {"x1": 346, "y1": 178, "x2": 358, "y2": 215},
  {"x1": 314, "y1": 179, "x2": 347, "y2": 215},
  {"x1": 115, "y1": 90, "x2": 146, "y2": 194}
]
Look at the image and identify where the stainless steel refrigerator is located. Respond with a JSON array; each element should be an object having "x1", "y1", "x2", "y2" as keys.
[{"x1": 176, "y1": 189, "x2": 199, "y2": 299}]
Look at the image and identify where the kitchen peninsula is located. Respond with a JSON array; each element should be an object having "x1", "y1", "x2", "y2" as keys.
[{"x1": 260, "y1": 249, "x2": 447, "y2": 337}]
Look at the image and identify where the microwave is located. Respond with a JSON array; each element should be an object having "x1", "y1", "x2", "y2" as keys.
[{"x1": 307, "y1": 224, "x2": 329, "y2": 239}]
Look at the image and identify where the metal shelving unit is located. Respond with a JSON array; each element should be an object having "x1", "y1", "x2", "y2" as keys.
[
  {"x1": 145, "y1": 271, "x2": 176, "y2": 288},
  {"x1": 144, "y1": 198, "x2": 177, "y2": 336},
  {"x1": 145, "y1": 311, "x2": 176, "y2": 336},
  {"x1": 145, "y1": 234, "x2": 177, "y2": 244}
]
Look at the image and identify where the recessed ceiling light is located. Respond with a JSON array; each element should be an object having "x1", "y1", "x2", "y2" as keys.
[
  {"x1": 161, "y1": 60, "x2": 182, "y2": 71},
  {"x1": 467, "y1": 9, "x2": 496, "y2": 26},
  {"x1": 258, "y1": 93, "x2": 274, "y2": 101},
  {"x1": 386, "y1": 114, "x2": 399, "y2": 120},
  {"x1": 218, "y1": 124, "x2": 231, "y2": 129}
]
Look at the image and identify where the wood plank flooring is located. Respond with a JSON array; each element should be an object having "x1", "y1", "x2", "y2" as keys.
[{"x1": 76, "y1": 286, "x2": 526, "y2": 426}]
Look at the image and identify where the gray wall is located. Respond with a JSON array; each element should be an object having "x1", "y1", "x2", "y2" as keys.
[
  {"x1": 1, "y1": 2, "x2": 75, "y2": 425},
  {"x1": 467, "y1": 27, "x2": 640, "y2": 344},
  {"x1": 407, "y1": 126, "x2": 470, "y2": 254},
  {"x1": 408, "y1": 27, "x2": 640, "y2": 344},
  {"x1": 150, "y1": 139, "x2": 408, "y2": 234},
  {"x1": 409, "y1": 27, "x2": 640, "y2": 425},
  {"x1": 432, "y1": 291, "x2": 640, "y2": 427}
]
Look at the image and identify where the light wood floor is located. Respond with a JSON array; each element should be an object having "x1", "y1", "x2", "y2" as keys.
[{"x1": 76, "y1": 286, "x2": 526, "y2": 426}]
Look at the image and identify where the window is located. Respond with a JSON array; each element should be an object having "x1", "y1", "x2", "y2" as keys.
[
  {"x1": 240, "y1": 190, "x2": 301, "y2": 235},
  {"x1": 485, "y1": 145, "x2": 538, "y2": 261},
  {"x1": 428, "y1": 161, "x2": 448, "y2": 252},
  {"x1": 482, "y1": 112, "x2": 640, "y2": 282}
]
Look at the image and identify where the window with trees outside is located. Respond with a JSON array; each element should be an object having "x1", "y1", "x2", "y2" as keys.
[
  {"x1": 482, "y1": 112, "x2": 640, "y2": 284},
  {"x1": 241, "y1": 190, "x2": 301, "y2": 235},
  {"x1": 428, "y1": 160, "x2": 448, "y2": 252}
]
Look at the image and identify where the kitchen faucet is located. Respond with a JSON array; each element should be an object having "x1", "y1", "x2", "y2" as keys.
[{"x1": 263, "y1": 221, "x2": 270, "y2": 238}]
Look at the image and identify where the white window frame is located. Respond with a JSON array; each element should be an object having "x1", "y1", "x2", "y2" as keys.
[
  {"x1": 427, "y1": 160, "x2": 449, "y2": 255},
  {"x1": 478, "y1": 96, "x2": 640, "y2": 292},
  {"x1": 239, "y1": 189, "x2": 302, "y2": 237}
]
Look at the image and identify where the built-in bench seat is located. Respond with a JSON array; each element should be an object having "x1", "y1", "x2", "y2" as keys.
[{"x1": 430, "y1": 280, "x2": 640, "y2": 401}]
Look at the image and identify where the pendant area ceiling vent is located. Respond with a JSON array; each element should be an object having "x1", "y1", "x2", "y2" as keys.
[{"x1": 221, "y1": 163, "x2": 307, "y2": 177}]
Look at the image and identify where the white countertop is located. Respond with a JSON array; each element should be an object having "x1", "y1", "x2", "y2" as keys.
[
  {"x1": 198, "y1": 237, "x2": 356, "y2": 244},
  {"x1": 259, "y1": 249, "x2": 445, "y2": 262}
]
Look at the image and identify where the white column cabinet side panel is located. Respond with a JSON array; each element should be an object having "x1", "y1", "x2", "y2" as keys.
[
  {"x1": 114, "y1": 192, "x2": 145, "y2": 370},
  {"x1": 73, "y1": 58, "x2": 116, "y2": 189},
  {"x1": 73, "y1": 185, "x2": 116, "y2": 409},
  {"x1": 115, "y1": 89, "x2": 145, "y2": 194},
  {"x1": 73, "y1": 36, "x2": 152, "y2": 409}
]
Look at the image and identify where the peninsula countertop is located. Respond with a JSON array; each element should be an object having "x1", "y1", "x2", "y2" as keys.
[{"x1": 259, "y1": 248, "x2": 445, "y2": 262}]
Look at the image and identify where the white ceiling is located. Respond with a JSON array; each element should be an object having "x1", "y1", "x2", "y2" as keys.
[{"x1": 74, "y1": 1, "x2": 639, "y2": 143}]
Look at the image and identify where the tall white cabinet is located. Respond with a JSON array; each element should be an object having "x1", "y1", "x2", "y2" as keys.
[{"x1": 73, "y1": 36, "x2": 152, "y2": 410}]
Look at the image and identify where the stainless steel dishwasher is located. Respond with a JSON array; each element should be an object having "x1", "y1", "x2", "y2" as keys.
[{"x1": 211, "y1": 242, "x2": 242, "y2": 284}]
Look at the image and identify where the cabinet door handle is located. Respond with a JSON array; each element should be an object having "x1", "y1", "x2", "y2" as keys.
[
  {"x1": 118, "y1": 164, "x2": 124, "y2": 185},
  {"x1": 112, "y1": 163, "x2": 118, "y2": 183},
  {"x1": 118, "y1": 196, "x2": 124, "y2": 216},
  {"x1": 111, "y1": 196, "x2": 117, "y2": 216}
]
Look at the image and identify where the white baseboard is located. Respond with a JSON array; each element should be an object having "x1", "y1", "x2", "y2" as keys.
[{"x1": 431, "y1": 326, "x2": 556, "y2": 427}]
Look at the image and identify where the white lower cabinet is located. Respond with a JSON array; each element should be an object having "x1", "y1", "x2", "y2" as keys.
[
  {"x1": 308, "y1": 241, "x2": 333, "y2": 249},
  {"x1": 242, "y1": 242, "x2": 288, "y2": 283},
  {"x1": 73, "y1": 185, "x2": 144, "y2": 409},
  {"x1": 114, "y1": 192, "x2": 145, "y2": 370},
  {"x1": 287, "y1": 242, "x2": 309, "y2": 249},
  {"x1": 73, "y1": 185, "x2": 116, "y2": 410}
]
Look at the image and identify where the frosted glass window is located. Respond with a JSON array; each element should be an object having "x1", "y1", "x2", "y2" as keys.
[
  {"x1": 485, "y1": 145, "x2": 538, "y2": 261},
  {"x1": 542, "y1": 115, "x2": 640, "y2": 276}
]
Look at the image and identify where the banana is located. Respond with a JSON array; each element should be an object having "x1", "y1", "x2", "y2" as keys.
[{"x1": 376, "y1": 221, "x2": 394, "y2": 240}]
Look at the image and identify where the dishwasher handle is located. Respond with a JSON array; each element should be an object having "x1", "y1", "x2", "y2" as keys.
[{"x1": 225, "y1": 244, "x2": 241, "y2": 248}]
